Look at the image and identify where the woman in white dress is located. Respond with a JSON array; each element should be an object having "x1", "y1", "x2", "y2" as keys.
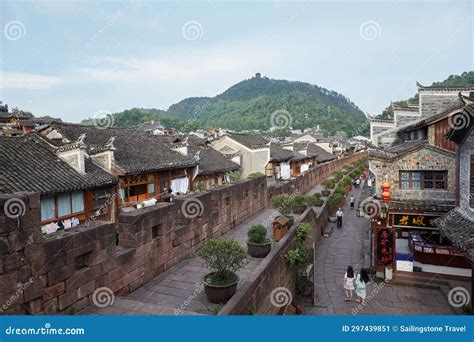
[
  {"x1": 354, "y1": 268, "x2": 370, "y2": 303},
  {"x1": 343, "y1": 265, "x2": 355, "y2": 302}
]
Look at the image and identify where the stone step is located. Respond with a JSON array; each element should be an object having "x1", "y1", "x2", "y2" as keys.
[{"x1": 389, "y1": 272, "x2": 450, "y2": 289}]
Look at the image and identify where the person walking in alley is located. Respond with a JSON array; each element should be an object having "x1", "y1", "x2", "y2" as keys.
[
  {"x1": 356, "y1": 177, "x2": 361, "y2": 188},
  {"x1": 336, "y1": 207, "x2": 343, "y2": 228},
  {"x1": 344, "y1": 265, "x2": 355, "y2": 302},
  {"x1": 349, "y1": 195, "x2": 355, "y2": 210},
  {"x1": 354, "y1": 268, "x2": 370, "y2": 304}
]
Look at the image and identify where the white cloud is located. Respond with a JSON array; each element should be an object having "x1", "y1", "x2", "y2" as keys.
[{"x1": 1, "y1": 71, "x2": 64, "y2": 90}]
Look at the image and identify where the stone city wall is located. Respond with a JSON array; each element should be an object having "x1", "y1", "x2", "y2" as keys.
[{"x1": 0, "y1": 152, "x2": 365, "y2": 315}]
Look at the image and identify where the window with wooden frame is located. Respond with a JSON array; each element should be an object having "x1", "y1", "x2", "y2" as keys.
[
  {"x1": 40, "y1": 190, "x2": 85, "y2": 223},
  {"x1": 399, "y1": 171, "x2": 447, "y2": 190},
  {"x1": 120, "y1": 173, "x2": 158, "y2": 203}
]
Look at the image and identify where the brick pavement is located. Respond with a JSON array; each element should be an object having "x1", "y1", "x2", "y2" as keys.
[
  {"x1": 81, "y1": 208, "x2": 276, "y2": 315},
  {"x1": 306, "y1": 185, "x2": 456, "y2": 316}
]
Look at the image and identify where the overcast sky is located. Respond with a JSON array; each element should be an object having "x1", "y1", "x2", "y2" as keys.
[{"x1": 1, "y1": 0, "x2": 473, "y2": 122}]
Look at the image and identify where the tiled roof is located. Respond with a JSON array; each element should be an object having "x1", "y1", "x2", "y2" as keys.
[
  {"x1": 292, "y1": 150, "x2": 307, "y2": 161},
  {"x1": 0, "y1": 133, "x2": 117, "y2": 195},
  {"x1": 309, "y1": 144, "x2": 336, "y2": 162},
  {"x1": 189, "y1": 146, "x2": 239, "y2": 175},
  {"x1": 445, "y1": 104, "x2": 474, "y2": 145},
  {"x1": 139, "y1": 121, "x2": 164, "y2": 131},
  {"x1": 32, "y1": 116, "x2": 63, "y2": 124},
  {"x1": 226, "y1": 133, "x2": 269, "y2": 149},
  {"x1": 434, "y1": 208, "x2": 474, "y2": 259},
  {"x1": 181, "y1": 134, "x2": 238, "y2": 174},
  {"x1": 49, "y1": 123, "x2": 197, "y2": 175},
  {"x1": 399, "y1": 105, "x2": 464, "y2": 133},
  {"x1": 293, "y1": 142, "x2": 318, "y2": 158},
  {"x1": 387, "y1": 198, "x2": 455, "y2": 212},
  {"x1": 270, "y1": 143, "x2": 293, "y2": 161},
  {"x1": 417, "y1": 82, "x2": 474, "y2": 91},
  {"x1": 368, "y1": 140, "x2": 454, "y2": 161}
]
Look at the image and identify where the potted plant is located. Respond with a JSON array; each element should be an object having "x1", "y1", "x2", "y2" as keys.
[
  {"x1": 292, "y1": 195, "x2": 308, "y2": 214},
  {"x1": 199, "y1": 239, "x2": 248, "y2": 303},
  {"x1": 247, "y1": 224, "x2": 272, "y2": 258},
  {"x1": 321, "y1": 189, "x2": 331, "y2": 197},
  {"x1": 322, "y1": 179, "x2": 336, "y2": 189},
  {"x1": 271, "y1": 194, "x2": 295, "y2": 226},
  {"x1": 271, "y1": 194, "x2": 293, "y2": 216},
  {"x1": 309, "y1": 193, "x2": 324, "y2": 207}
]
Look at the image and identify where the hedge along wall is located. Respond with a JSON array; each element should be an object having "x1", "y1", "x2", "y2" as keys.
[{"x1": 267, "y1": 152, "x2": 366, "y2": 201}]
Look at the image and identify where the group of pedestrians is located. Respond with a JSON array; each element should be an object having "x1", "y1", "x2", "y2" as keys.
[{"x1": 343, "y1": 266, "x2": 370, "y2": 303}]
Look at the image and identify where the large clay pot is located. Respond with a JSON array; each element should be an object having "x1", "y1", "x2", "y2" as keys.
[
  {"x1": 292, "y1": 204, "x2": 307, "y2": 214},
  {"x1": 321, "y1": 190, "x2": 330, "y2": 197},
  {"x1": 247, "y1": 241, "x2": 272, "y2": 258},
  {"x1": 312, "y1": 199, "x2": 324, "y2": 207},
  {"x1": 203, "y1": 273, "x2": 239, "y2": 303}
]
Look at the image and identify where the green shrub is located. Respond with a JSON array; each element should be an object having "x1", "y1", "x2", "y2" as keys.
[
  {"x1": 342, "y1": 177, "x2": 352, "y2": 186},
  {"x1": 271, "y1": 194, "x2": 294, "y2": 215},
  {"x1": 295, "y1": 223, "x2": 312, "y2": 242},
  {"x1": 307, "y1": 192, "x2": 322, "y2": 205},
  {"x1": 335, "y1": 187, "x2": 346, "y2": 196},
  {"x1": 199, "y1": 239, "x2": 248, "y2": 285},
  {"x1": 247, "y1": 172, "x2": 265, "y2": 179},
  {"x1": 196, "y1": 182, "x2": 206, "y2": 192},
  {"x1": 328, "y1": 193, "x2": 344, "y2": 206},
  {"x1": 228, "y1": 171, "x2": 241, "y2": 183},
  {"x1": 247, "y1": 224, "x2": 270, "y2": 244},
  {"x1": 333, "y1": 171, "x2": 343, "y2": 181},
  {"x1": 293, "y1": 195, "x2": 309, "y2": 206},
  {"x1": 285, "y1": 245, "x2": 312, "y2": 268},
  {"x1": 322, "y1": 179, "x2": 336, "y2": 189}
]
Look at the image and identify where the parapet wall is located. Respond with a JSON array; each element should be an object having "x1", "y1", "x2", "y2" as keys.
[{"x1": 0, "y1": 152, "x2": 365, "y2": 315}]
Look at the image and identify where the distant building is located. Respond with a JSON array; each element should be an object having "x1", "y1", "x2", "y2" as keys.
[
  {"x1": 0, "y1": 103, "x2": 35, "y2": 136},
  {"x1": 41, "y1": 123, "x2": 197, "y2": 206},
  {"x1": 210, "y1": 133, "x2": 270, "y2": 178},
  {"x1": 370, "y1": 83, "x2": 474, "y2": 147},
  {"x1": 0, "y1": 133, "x2": 117, "y2": 233},
  {"x1": 138, "y1": 120, "x2": 165, "y2": 135},
  {"x1": 368, "y1": 93, "x2": 472, "y2": 278}
]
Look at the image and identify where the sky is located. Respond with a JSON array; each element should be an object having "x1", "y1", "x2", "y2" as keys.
[{"x1": 0, "y1": 0, "x2": 473, "y2": 122}]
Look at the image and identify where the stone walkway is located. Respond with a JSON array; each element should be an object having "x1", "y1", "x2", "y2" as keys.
[
  {"x1": 306, "y1": 185, "x2": 456, "y2": 316},
  {"x1": 81, "y1": 208, "x2": 276, "y2": 316}
]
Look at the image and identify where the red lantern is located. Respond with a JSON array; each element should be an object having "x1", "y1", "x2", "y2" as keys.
[{"x1": 382, "y1": 182, "x2": 391, "y2": 203}]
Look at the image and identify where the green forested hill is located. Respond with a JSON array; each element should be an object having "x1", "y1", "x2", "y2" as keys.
[
  {"x1": 81, "y1": 75, "x2": 368, "y2": 136},
  {"x1": 376, "y1": 71, "x2": 474, "y2": 119}
]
